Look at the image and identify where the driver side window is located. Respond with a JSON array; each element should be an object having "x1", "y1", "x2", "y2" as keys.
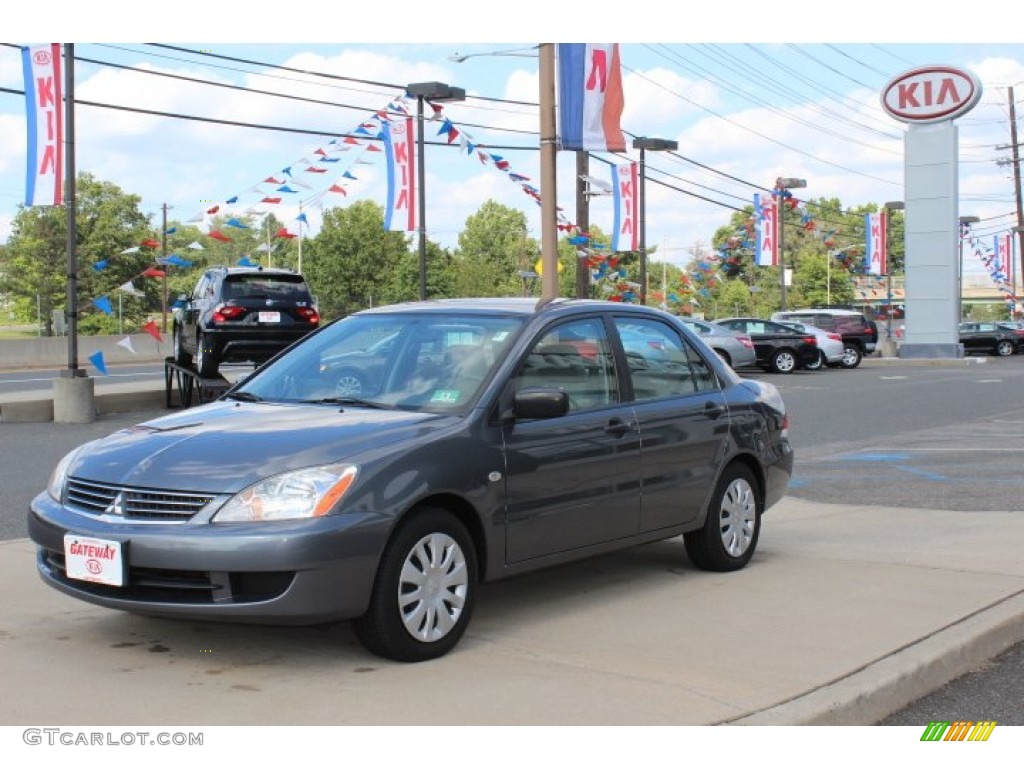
[{"x1": 514, "y1": 318, "x2": 618, "y2": 412}]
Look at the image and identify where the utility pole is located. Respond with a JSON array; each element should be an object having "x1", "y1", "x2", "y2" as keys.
[
  {"x1": 1009, "y1": 87, "x2": 1024, "y2": 305},
  {"x1": 161, "y1": 203, "x2": 170, "y2": 332},
  {"x1": 575, "y1": 151, "x2": 590, "y2": 298}
]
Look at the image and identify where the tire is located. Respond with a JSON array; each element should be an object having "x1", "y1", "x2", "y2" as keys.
[
  {"x1": 684, "y1": 463, "x2": 761, "y2": 572},
  {"x1": 172, "y1": 324, "x2": 192, "y2": 366},
  {"x1": 196, "y1": 332, "x2": 219, "y2": 378},
  {"x1": 995, "y1": 340, "x2": 1015, "y2": 357},
  {"x1": 770, "y1": 348, "x2": 797, "y2": 374},
  {"x1": 354, "y1": 507, "x2": 477, "y2": 662},
  {"x1": 804, "y1": 350, "x2": 824, "y2": 371},
  {"x1": 334, "y1": 369, "x2": 366, "y2": 397},
  {"x1": 715, "y1": 349, "x2": 732, "y2": 367},
  {"x1": 840, "y1": 344, "x2": 862, "y2": 369}
]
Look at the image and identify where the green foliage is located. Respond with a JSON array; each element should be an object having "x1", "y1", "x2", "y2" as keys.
[
  {"x1": 301, "y1": 200, "x2": 411, "y2": 320},
  {"x1": 453, "y1": 200, "x2": 534, "y2": 297}
]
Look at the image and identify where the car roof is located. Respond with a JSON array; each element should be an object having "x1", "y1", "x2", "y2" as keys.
[{"x1": 354, "y1": 297, "x2": 680, "y2": 319}]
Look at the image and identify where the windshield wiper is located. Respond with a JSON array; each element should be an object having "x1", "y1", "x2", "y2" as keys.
[
  {"x1": 306, "y1": 396, "x2": 391, "y2": 409},
  {"x1": 223, "y1": 391, "x2": 264, "y2": 402}
]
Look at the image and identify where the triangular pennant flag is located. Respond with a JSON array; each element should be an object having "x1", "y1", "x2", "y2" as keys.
[
  {"x1": 116, "y1": 336, "x2": 136, "y2": 355},
  {"x1": 208, "y1": 230, "x2": 231, "y2": 242},
  {"x1": 275, "y1": 228, "x2": 297, "y2": 239},
  {"x1": 238, "y1": 256, "x2": 258, "y2": 267},
  {"x1": 206, "y1": 205, "x2": 220, "y2": 214},
  {"x1": 140, "y1": 239, "x2": 160, "y2": 249},
  {"x1": 88, "y1": 351, "x2": 108, "y2": 375},
  {"x1": 261, "y1": 197, "x2": 282, "y2": 204},
  {"x1": 142, "y1": 267, "x2": 166, "y2": 278},
  {"x1": 120, "y1": 246, "x2": 141, "y2": 254},
  {"x1": 225, "y1": 218, "x2": 250, "y2": 229},
  {"x1": 164, "y1": 226, "x2": 177, "y2": 235},
  {"x1": 93, "y1": 296, "x2": 113, "y2": 315},
  {"x1": 225, "y1": 196, "x2": 238, "y2": 204},
  {"x1": 144, "y1": 320, "x2": 163, "y2": 342},
  {"x1": 118, "y1": 281, "x2": 145, "y2": 297},
  {"x1": 92, "y1": 260, "x2": 109, "y2": 272}
]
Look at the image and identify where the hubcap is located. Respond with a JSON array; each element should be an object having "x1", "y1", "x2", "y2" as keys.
[
  {"x1": 398, "y1": 532, "x2": 469, "y2": 643},
  {"x1": 843, "y1": 348, "x2": 859, "y2": 366},
  {"x1": 719, "y1": 478, "x2": 757, "y2": 557},
  {"x1": 777, "y1": 353, "x2": 795, "y2": 372}
]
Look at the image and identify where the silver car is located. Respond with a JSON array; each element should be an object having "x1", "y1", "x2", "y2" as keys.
[
  {"x1": 680, "y1": 318, "x2": 758, "y2": 370},
  {"x1": 776, "y1": 320, "x2": 845, "y2": 369}
]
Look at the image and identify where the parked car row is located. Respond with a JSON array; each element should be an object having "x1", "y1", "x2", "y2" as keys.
[{"x1": 959, "y1": 321, "x2": 1024, "y2": 356}]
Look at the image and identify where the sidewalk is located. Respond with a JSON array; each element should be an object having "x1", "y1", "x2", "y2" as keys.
[{"x1": 3, "y1": 497, "x2": 1023, "y2": 725}]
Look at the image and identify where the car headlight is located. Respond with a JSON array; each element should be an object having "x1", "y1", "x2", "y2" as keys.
[
  {"x1": 212, "y1": 465, "x2": 358, "y2": 522},
  {"x1": 47, "y1": 443, "x2": 92, "y2": 502}
]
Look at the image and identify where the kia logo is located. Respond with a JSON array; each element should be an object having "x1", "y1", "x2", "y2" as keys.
[
  {"x1": 86, "y1": 559, "x2": 102, "y2": 575},
  {"x1": 881, "y1": 66, "x2": 982, "y2": 124}
]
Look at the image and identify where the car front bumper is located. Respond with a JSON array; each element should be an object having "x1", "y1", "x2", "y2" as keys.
[{"x1": 28, "y1": 491, "x2": 387, "y2": 625}]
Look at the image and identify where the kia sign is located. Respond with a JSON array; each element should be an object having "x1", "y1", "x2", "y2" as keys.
[{"x1": 881, "y1": 65, "x2": 983, "y2": 123}]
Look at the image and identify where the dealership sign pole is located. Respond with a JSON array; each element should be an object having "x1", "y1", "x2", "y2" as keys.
[{"x1": 880, "y1": 65, "x2": 983, "y2": 359}]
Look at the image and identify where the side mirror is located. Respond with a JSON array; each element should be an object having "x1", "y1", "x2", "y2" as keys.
[{"x1": 512, "y1": 387, "x2": 570, "y2": 420}]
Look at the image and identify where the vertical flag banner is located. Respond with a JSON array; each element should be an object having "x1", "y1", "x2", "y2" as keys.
[
  {"x1": 865, "y1": 212, "x2": 887, "y2": 276},
  {"x1": 995, "y1": 233, "x2": 1011, "y2": 282},
  {"x1": 382, "y1": 117, "x2": 417, "y2": 232},
  {"x1": 755, "y1": 194, "x2": 778, "y2": 267},
  {"x1": 22, "y1": 44, "x2": 64, "y2": 207},
  {"x1": 557, "y1": 43, "x2": 626, "y2": 152},
  {"x1": 611, "y1": 162, "x2": 638, "y2": 252}
]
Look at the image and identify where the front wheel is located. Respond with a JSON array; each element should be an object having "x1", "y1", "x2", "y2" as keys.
[
  {"x1": 173, "y1": 324, "x2": 192, "y2": 366},
  {"x1": 685, "y1": 464, "x2": 761, "y2": 572},
  {"x1": 354, "y1": 508, "x2": 477, "y2": 662}
]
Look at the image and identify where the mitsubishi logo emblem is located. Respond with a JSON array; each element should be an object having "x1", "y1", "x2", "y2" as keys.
[{"x1": 104, "y1": 492, "x2": 125, "y2": 516}]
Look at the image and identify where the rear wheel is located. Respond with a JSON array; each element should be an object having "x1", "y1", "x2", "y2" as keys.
[
  {"x1": 196, "y1": 332, "x2": 219, "y2": 377},
  {"x1": 804, "y1": 350, "x2": 824, "y2": 371},
  {"x1": 840, "y1": 344, "x2": 862, "y2": 369},
  {"x1": 354, "y1": 507, "x2": 477, "y2": 662},
  {"x1": 685, "y1": 463, "x2": 761, "y2": 572},
  {"x1": 995, "y1": 340, "x2": 1015, "y2": 357},
  {"x1": 770, "y1": 349, "x2": 797, "y2": 374}
]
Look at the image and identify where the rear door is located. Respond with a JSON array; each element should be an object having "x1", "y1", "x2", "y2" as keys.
[{"x1": 613, "y1": 316, "x2": 729, "y2": 532}]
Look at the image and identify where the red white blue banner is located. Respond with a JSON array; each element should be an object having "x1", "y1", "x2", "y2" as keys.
[
  {"x1": 755, "y1": 194, "x2": 778, "y2": 267},
  {"x1": 22, "y1": 44, "x2": 63, "y2": 207},
  {"x1": 995, "y1": 233, "x2": 1012, "y2": 283},
  {"x1": 557, "y1": 43, "x2": 626, "y2": 152},
  {"x1": 611, "y1": 162, "x2": 638, "y2": 252},
  {"x1": 382, "y1": 117, "x2": 417, "y2": 232},
  {"x1": 864, "y1": 212, "x2": 887, "y2": 276}
]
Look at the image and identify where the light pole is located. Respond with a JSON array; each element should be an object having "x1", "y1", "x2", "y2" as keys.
[
  {"x1": 406, "y1": 81, "x2": 466, "y2": 301},
  {"x1": 775, "y1": 177, "x2": 807, "y2": 312},
  {"x1": 633, "y1": 137, "x2": 678, "y2": 305},
  {"x1": 884, "y1": 201, "x2": 905, "y2": 342},
  {"x1": 959, "y1": 214, "x2": 980, "y2": 319}
]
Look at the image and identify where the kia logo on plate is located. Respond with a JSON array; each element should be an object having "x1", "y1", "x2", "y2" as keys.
[{"x1": 881, "y1": 65, "x2": 983, "y2": 124}]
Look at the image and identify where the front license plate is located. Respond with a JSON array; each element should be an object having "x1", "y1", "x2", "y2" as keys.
[
  {"x1": 258, "y1": 311, "x2": 281, "y2": 323},
  {"x1": 64, "y1": 535, "x2": 125, "y2": 587}
]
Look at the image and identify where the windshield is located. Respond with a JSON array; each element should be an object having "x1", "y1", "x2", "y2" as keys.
[{"x1": 234, "y1": 311, "x2": 525, "y2": 411}]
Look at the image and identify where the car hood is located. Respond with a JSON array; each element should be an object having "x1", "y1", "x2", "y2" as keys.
[{"x1": 66, "y1": 401, "x2": 460, "y2": 494}]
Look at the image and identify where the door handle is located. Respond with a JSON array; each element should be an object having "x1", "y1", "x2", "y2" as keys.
[
  {"x1": 604, "y1": 418, "x2": 634, "y2": 437},
  {"x1": 704, "y1": 401, "x2": 726, "y2": 419}
]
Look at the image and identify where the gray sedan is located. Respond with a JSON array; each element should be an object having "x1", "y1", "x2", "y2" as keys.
[
  {"x1": 680, "y1": 317, "x2": 758, "y2": 370},
  {"x1": 29, "y1": 298, "x2": 793, "y2": 663}
]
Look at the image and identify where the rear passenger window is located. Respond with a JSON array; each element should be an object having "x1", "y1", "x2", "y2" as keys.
[{"x1": 614, "y1": 318, "x2": 717, "y2": 400}]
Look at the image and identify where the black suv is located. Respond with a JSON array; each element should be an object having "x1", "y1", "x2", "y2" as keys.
[
  {"x1": 173, "y1": 266, "x2": 320, "y2": 377},
  {"x1": 772, "y1": 309, "x2": 877, "y2": 369}
]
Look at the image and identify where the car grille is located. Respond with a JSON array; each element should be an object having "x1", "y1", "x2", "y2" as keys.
[{"x1": 65, "y1": 478, "x2": 216, "y2": 522}]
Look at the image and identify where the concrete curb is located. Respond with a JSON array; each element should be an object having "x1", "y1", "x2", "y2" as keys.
[
  {"x1": 731, "y1": 591, "x2": 1024, "y2": 725},
  {"x1": 1, "y1": 387, "x2": 167, "y2": 423}
]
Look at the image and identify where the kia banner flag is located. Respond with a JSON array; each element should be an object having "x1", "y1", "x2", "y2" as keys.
[
  {"x1": 558, "y1": 44, "x2": 626, "y2": 152},
  {"x1": 755, "y1": 194, "x2": 778, "y2": 267},
  {"x1": 864, "y1": 212, "x2": 887, "y2": 276},
  {"x1": 995, "y1": 233, "x2": 1012, "y2": 283},
  {"x1": 382, "y1": 117, "x2": 417, "y2": 232},
  {"x1": 22, "y1": 44, "x2": 63, "y2": 207},
  {"x1": 611, "y1": 163, "x2": 638, "y2": 252}
]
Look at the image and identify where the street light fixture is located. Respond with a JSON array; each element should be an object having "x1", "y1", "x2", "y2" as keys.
[
  {"x1": 633, "y1": 137, "x2": 678, "y2": 305},
  {"x1": 958, "y1": 214, "x2": 980, "y2": 318},
  {"x1": 448, "y1": 46, "x2": 538, "y2": 63},
  {"x1": 406, "y1": 81, "x2": 466, "y2": 301},
  {"x1": 883, "y1": 201, "x2": 904, "y2": 342},
  {"x1": 775, "y1": 177, "x2": 807, "y2": 312}
]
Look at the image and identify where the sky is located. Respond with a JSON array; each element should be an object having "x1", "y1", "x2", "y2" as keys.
[{"x1": 2, "y1": 4, "x2": 1023, "y2": 288}]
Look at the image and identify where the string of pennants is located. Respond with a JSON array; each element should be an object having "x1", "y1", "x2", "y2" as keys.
[{"x1": 962, "y1": 223, "x2": 1017, "y2": 307}]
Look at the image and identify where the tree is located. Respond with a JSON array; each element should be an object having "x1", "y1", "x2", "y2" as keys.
[
  {"x1": 301, "y1": 200, "x2": 410, "y2": 320},
  {"x1": 453, "y1": 200, "x2": 534, "y2": 297},
  {"x1": 0, "y1": 172, "x2": 153, "y2": 335}
]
